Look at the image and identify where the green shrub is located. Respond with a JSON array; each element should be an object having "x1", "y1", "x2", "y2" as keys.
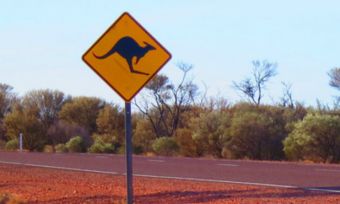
[
  {"x1": 190, "y1": 111, "x2": 231, "y2": 157},
  {"x1": 65, "y1": 136, "x2": 85, "y2": 153},
  {"x1": 88, "y1": 142, "x2": 104, "y2": 153},
  {"x1": 5, "y1": 139, "x2": 18, "y2": 151},
  {"x1": 88, "y1": 138, "x2": 115, "y2": 153},
  {"x1": 152, "y1": 137, "x2": 179, "y2": 156},
  {"x1": 227, "y1": 110, "x2": 286, "y2": 160},
  {"x1": 283, "y1": 113, "x2": 340, "y2": 163},
  {"x1": 43, "y1": 145, "x2": 54, "y2": 153},
  {"x1": 117, "y1": 146, "x2": 125, "y2": 154},
  {"x1": 133, "y1": 119, "x2": 156, "y2": 153},
  {"x1": 55, "y1": 143, "x2": 67, "y2": 153}
]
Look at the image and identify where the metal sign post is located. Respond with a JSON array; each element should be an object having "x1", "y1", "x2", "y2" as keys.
[
  {"x1": 82, "y1": 12, "x2": 171, "y2": 204},
  {"x1": 125, "y1": 102, "x2": 133, "y2": 204}
]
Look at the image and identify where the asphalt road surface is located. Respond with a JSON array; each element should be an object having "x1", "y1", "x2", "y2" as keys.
[{"x1": 1, "y1": 151, "x2": 340, "y2": 193}]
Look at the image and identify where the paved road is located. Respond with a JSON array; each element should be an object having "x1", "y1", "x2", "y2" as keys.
[{"x1": 1, "y1": 151, "x2": 340, "y2": 193}]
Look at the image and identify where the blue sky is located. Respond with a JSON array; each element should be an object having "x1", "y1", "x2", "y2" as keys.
[{"x1": 1, "y1": 1, "x2": 340, "y2": 107}]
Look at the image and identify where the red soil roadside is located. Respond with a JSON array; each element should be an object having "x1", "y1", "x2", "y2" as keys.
[{"x1": 0, "y1": 164, "x2": 339, "y2": 204}]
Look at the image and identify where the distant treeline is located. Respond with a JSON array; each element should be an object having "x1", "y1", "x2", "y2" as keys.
[{"x1": 1, "y1": 63, "x2": 339, "y2": 163}]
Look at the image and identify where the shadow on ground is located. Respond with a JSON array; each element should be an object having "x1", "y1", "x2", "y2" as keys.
[
  {"x1": 31, "y1": 195, "x2": 125, "y2": 204},
  {"x1": 307, "y1": 186, "x2": 340, "y2": 191}
]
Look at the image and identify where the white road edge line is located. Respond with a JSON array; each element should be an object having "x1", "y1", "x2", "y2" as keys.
[
  {"x1": 315, "y1": 168, "x2": 340, "y2": 173},
  {"x1": 0, "y1": 160, "x2": 118, "y2": 175},
  {"x1": 217, "y1": 164, "x2": 240, "y2": 167},
  {"x1": 133, "y1": 173, "x2": 297, "y2": 189}
]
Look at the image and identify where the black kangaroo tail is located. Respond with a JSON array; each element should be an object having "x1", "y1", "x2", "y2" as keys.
[{"x1": 93, "y1": 49, "x2": 116, "y2": 59}]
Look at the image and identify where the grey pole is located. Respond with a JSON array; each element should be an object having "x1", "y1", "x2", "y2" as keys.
[
  {"x1": 19, "y1": 133, "x2": 23, "y2": 152},
  {"x1": 125, "y1": 102, "x2": 133, "y2": 204}
]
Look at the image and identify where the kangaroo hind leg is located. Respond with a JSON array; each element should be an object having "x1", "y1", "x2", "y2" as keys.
[{"x1": 126, "y1": 58, "x2": 149, "y2": 76}]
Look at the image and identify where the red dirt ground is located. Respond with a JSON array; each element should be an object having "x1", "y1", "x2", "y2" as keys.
[{"x1": 0, "y1": 164, "x2": 339, "y2": 204}]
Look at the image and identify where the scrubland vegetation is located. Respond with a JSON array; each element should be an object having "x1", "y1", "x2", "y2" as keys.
[{"x1": 1, "y1": 63, "x2": 340, "y2": 163}]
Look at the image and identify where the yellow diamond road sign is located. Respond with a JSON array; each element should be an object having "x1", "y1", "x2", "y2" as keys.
[{"x1": 82, "y1": 12, "x2": 171, "y2": 101}]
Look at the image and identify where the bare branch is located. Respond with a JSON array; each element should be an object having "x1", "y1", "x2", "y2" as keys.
[
  {"x1": 134, "y1": 62, "x2": 198, "y2": 137},
  {"x1": 279, "y1": 82, "x2": 294, "y2": 108},
  {"x1": 329, "y1": 67, "x2": 340, "y2": 91},
  {"x1": 233, "y1": 60, "x2": 277, "y2": 105}
]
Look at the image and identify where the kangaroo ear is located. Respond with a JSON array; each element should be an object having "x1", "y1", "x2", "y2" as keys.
[{"x1": 143, "y1": 41, "x2": 155, "y2": 49}]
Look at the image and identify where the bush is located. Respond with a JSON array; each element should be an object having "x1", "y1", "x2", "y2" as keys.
[
  {"x1": 152, "y1": 137, "x2": 179, "y2": 156},
  {"x1": 47, "y1": 121, "x2": 89, "y2": 146},
  {"x1": 190, "y1": 111, "x2": 231, "y2": 157},
  {"x1": 65, "y1": 136, "x2": 85, "y2": 153},
  {"x1": 117, "y1": 146, "x2": 125, "y2": 154},
  {"x1": 55, "y1": 143, "x2": 67, "y2": 153},
  {"x1": 91, "y1": 133, "x2": 119, "y2": 144},
  {"x1": 133, "y1": 119, "x2": 156, "y2": 153},
  {"x1": 227, "y1": 110, "x2": 285, "y2": 160},
  {"x1": 5, "y1": 139, "x2": 18, "y2": 151},
  {"x1": 88, "y1": 138, "x2": 115, "y2": 153},
  {"x1": 175, "y1": 128, "x2": 198, "y2": 157},
  {"x1": 0, "y1": 140, "x2": 6, "y2": 150},
  {"x1": 88, "y1": 142, "x2": 104, "y2": 153},
  {"x1": 283, "y1": 113, "x2": 340, "y2": 163},
  {"x1": 43, "y1": 145, "x2": 54, "y2": 153}
]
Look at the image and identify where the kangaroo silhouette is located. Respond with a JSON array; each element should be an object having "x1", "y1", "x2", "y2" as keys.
[{"x1": 93, "y1": 36, "x2": 155, "y2": 75}]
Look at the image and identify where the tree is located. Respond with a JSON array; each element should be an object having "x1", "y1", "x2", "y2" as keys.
[
  {"x1": 59, "y1": 97, "x2": 105, "y2": 134},
  {"x1": 233, "y1": 60, "x2": 277, "y2": 105},
  {"x1": 0, "y1": 83, "x2": 17, "y2": 141},
  {"x1": 0, "y1": 83, "x2": 16, "y2": 118},
  {"x1": 4, "y1": 104, "x2": 46, "y2": 151},
  {"x1": 279, "y1": 82, "x2": 294, "y2": 108},
  {"x1": 96, "y1": 104, "x2": 124, "y2": 144},
  {"x1": 329, "y1": 67, "x2": 340, "y2": 105},
  {"x1": 0, "y1": 120, "x2": 5, "y2": 141},
  {"x1": 22, "y1": 89, "x2": 68, "y2": 129},
  {"x1": 329, "y1": 67, "x2": 340, "y2": 91},
  {"x1": 16, "y1": 89, "x2": 69, "y2": 146},
  {"x1": 134, "y1": 63, "x2": 198, "y2": 138}
]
